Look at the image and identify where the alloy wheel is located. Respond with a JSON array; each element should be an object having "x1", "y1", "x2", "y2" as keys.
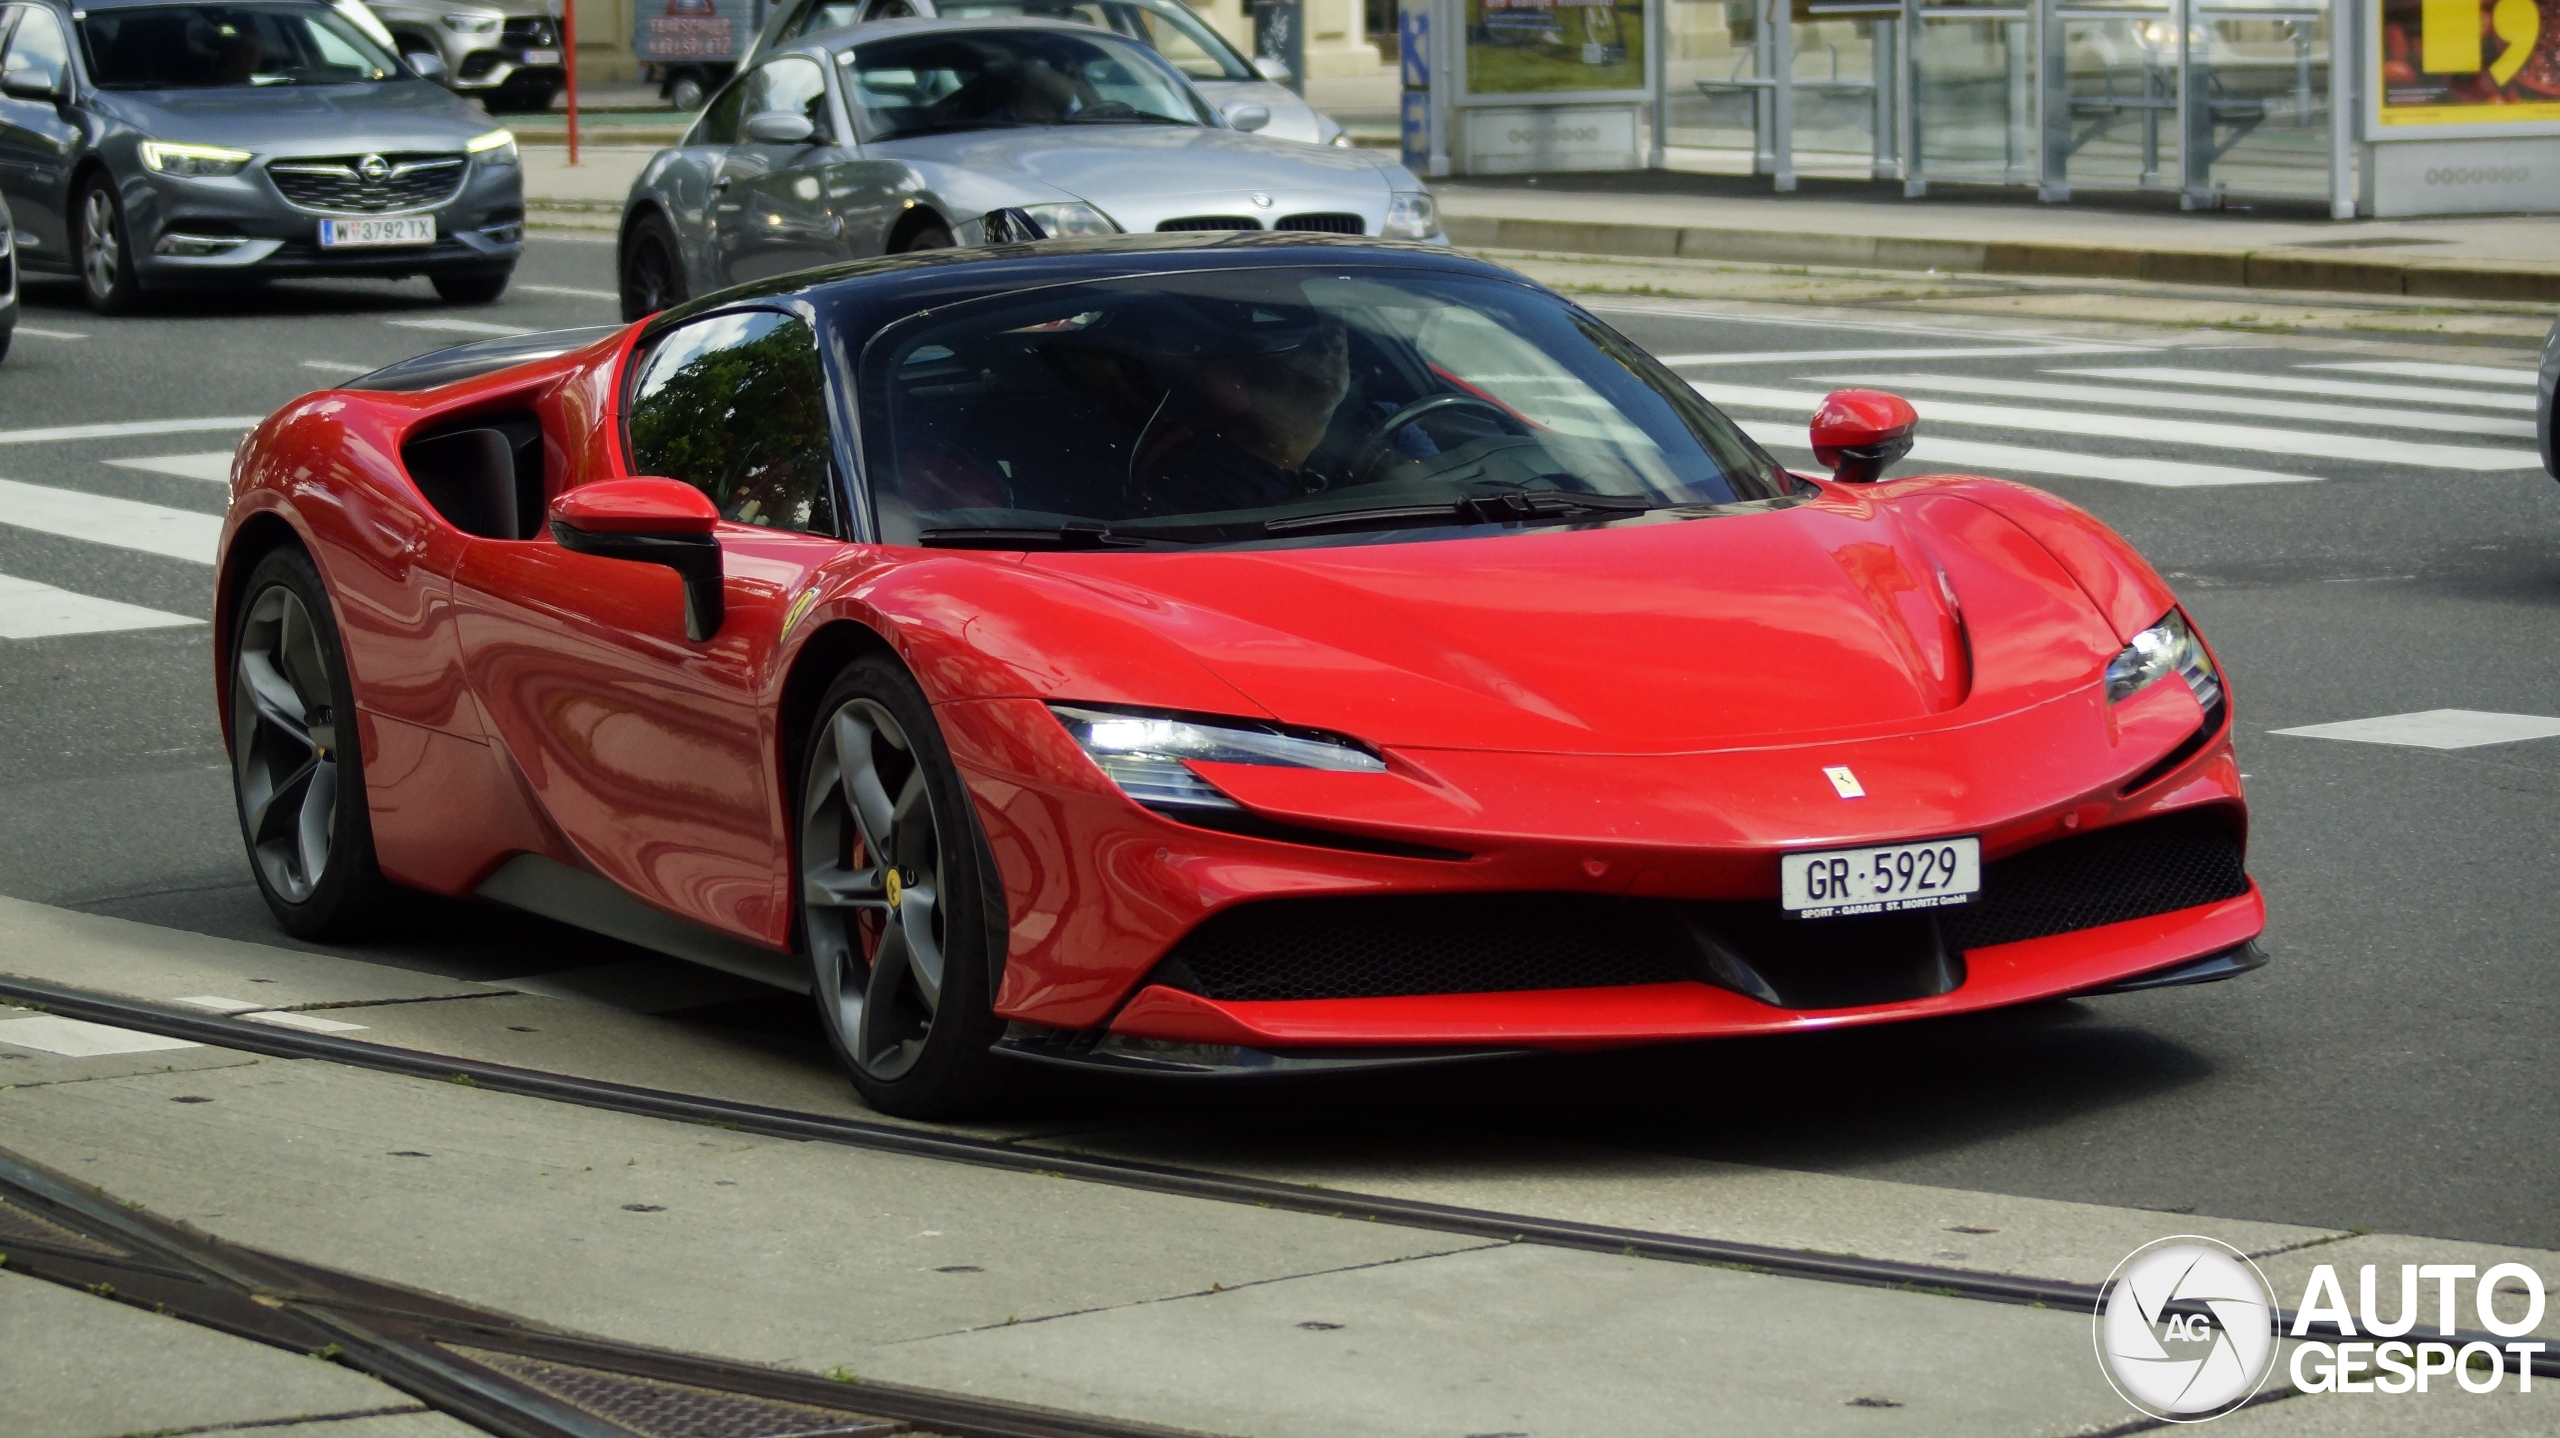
[
  {"x1": 230, "y1": 584, "x2": 340, "y2": 903},
  {"x1": 802, "y1": 697, "x2": 949, "y2": 1081},
  {"x1": 81, "y1": 187, "x2": 120, "y2": 300}
]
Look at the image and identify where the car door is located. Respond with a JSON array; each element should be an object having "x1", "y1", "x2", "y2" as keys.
[
  {"x1": 0, "y1": 4, "x2": 82, "y2": 260},
  {"x1": 711, "y1": 54, "x2": 850, "y2": 285},
  {"x1": 451, "y1": 307, "x2": 850, "y2": 948}
]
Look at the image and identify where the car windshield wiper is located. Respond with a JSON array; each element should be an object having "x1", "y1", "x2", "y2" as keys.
[
  {"x1": 1063, "y1": 112, "x2": 1191, "y2": 125},
  {"x1": 917, "y1": 523, "x2": 1155, "y2": 550},
  {"x1": 1263, "y1": 491, "x2": 1658, "y2": 537},
  {"x1": 875, "y1": 119, "x2": 1031, "y2": 138}
]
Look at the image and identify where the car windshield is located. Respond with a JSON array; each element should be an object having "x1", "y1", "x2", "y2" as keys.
[
  {"x1": 81, "y1": 3, "x2": 400, "y2": 87},
  {"x1": 929, "y1": 0, "x2": 1255, "y2": 81},
  {"x1": 856, "y1": 266, "x2": 1795, "y2": 547},
  {"x1": 837, "y1": 27, "x2": 1208, "y2": 139}
]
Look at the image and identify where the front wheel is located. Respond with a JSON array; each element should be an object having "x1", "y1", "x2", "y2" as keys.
[
  {"x1": 619, "y1": 212, "x2": 687, "y2": 322},
  {"x1": 799, "y1": 655, "x2": 1014, "y2": 1118},
  {"x1": 229, "y1": 547, "x2": 392, "y2": 940},
  {"x1": 77, "y1": 178, "x2": 144, "y2": 316}
]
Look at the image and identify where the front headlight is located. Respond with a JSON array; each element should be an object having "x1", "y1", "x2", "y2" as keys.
[
  {"x1": 1018, "y1": 201, "x2": 1119, "y2": 239},
  {"x1": 1382, "y1": 190, "x2": 1439, "y2": 240},
  {"x1": 442, "y1": 12, "x2": 501, "y2": 32},
  {"x1": 2103, "y1": 609, "x2": 2222, "y2": 711},
  {"x1": 139, "y1": 141, "x2": 254, "y2": 178},
  {"x1": 466, "y1": 128, "x2": 519, "y2": 166},
  {"x1": 1049, "y1": 704, "x2": 1384, "y2": 811}
]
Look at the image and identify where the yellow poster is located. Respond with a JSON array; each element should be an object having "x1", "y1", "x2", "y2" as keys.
[{"x1": 2377, "y1": 0, "x2": 2560, "y2": 123}]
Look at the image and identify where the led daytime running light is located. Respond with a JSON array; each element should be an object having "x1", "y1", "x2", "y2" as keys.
[
  {"x1": 2103, "y1": 609, "x2": 2221, "y2": 711},
  {"x1": 140, "y1": 141, "x2": 254, "y2": 177},
  {"x1": 1049, "y1": 705, "x2": 1384, "y2": 812}
]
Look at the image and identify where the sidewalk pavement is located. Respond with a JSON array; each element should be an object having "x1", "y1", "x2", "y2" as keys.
[
  {"x1": 1435, "y1": 172, "x2": 2560, "y2": 303},
  {"x1": 5, "y1": 895, "x2": 2557, "y2": 1436}
]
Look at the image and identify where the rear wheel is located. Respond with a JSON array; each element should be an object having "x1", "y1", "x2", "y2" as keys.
[
  {"x1": 896, "y1": 219, "x2": 954, "y2": 254},
  {"x1": 76, "y1": 177, "x2": 144, "y2": 316},
  {"x1": 798, "y1": 655, "x2": 1014, "y2": 1118},
  {"x1": 619, "y1": 212, "x2": 687, "y2": 321},
  {"x1": 432, "y1": 267, "x2": 512, "y2": 305},
  {"x1": 229, "y1": 547, "x2": 392, "y2": 940}
]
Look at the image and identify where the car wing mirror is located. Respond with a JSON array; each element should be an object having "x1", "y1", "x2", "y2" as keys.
[
  {"x1": 1251, "y1": 55, "x2": 1290, "y2": 83},
  {"x1": 743, "y1": 110, "x2": 819, "y2": 145},
  {"x1": 548, "y1": 478, "x2": 726, "y2": 641},
  {"x1": 1810, "y1": 389, "x2": 1919, "y2": 485},
  {"x1": 1, "y1": 66, "x2": 64, "y2": 101},
  {"x1": 402, "y1": 48, "x2": 449, "y2": 81},
  {"x1": 1223, "y1": 101, "x2": 1271, "y2": 133}
]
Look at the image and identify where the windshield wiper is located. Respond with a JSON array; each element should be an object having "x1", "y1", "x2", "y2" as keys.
[
  {"x1": 918, "y1": 523, "x2": 1153, "y2": 550},
  {"x1": 877, "y1": 119, "x2": 1030, "y2": 138},
  {"x1": 1063, "y1": 113, "x2": 1189, "y2": 125},
  {"x1": 1264, "y1": 491, "x2": 1658, "y2": 537}
]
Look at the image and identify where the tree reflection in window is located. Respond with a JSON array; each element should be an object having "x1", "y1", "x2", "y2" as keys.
[{"x1": 628, "y1": 309, "x2": 839, "y2": 536}]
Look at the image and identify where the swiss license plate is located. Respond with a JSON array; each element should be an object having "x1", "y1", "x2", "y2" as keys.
[
  {"x1": 1781, "y1": 836, "x2": 1981, "y2": 918},
  {"x1": 318, "y1": 216, "x2": 436, "y2": 248},
  {"x1": 519, "y1": 48, "x2": 560, "y2": 63}
]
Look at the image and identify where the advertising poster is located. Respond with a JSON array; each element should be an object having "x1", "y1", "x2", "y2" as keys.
[
  {"x1": 2374, "y1": 0, "x2": 2560, "y2": 124},
  {"x1": 639, "y1": 0, "x2": 754, "y2": 62},
  {"x1": 1465, "y1": 0, "x2": 1648, "y2": 94}
]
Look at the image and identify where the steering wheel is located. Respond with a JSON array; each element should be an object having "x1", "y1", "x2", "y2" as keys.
[{"x1": 1342, "y1": 394, "x2": 1525, "y2": 481}]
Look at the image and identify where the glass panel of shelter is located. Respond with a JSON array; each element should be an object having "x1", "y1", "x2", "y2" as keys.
[{"x1": 1651, "y1": 0, "x2": 2333, "y2": 204}]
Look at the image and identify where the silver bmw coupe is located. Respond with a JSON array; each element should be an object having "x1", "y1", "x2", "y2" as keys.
[{"x1": 616, "y1": 19, "x2": 1439, "y2": 320}]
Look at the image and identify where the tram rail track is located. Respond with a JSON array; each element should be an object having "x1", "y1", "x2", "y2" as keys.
[{"x1": 6, "y1": 972, "x2": 2553, "y2": 1383}]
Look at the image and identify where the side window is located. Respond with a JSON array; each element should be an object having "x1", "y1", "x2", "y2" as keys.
[
  {"x1": 627, "y1": 310, "x2": 839, "y2": 536},
  {"x1": 694, "y1": 72, "x2": 748, "y2": 145},
  {"x1": 795, "y1": 0, "x2": 865, "y2": 34},
  {"x1": 741, "y1": 54, "x2": 830, "y2": 135},
  {"x1": 3, "y1": 6, "x2": 70, "y2": 91}
]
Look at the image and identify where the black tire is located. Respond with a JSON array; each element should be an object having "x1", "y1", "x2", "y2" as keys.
[
  {"x1": 619, "y1": 212, "x2": 687, "y2": 322},
  {"x1": 896, "y1": 219, "x2": 955, "y2": 253},
  {"x1": 76, "y1": 176, "x2": 145, "y2": 316},
  {"x1": 798, "y1": 654, "x2": 1015, "y2": 1118},
  {"x1": 228, "y1": 546, "x2": 394, "y2": 941},
  {"x1": 668, "y1": 74, "x2": 707, "y2": 112},
  {"x1": 432, "y1": 267, "x2": 512, "y2": 305},
  {"x1": 488, "y1": 80, "x2": 560, "y2": 113}
]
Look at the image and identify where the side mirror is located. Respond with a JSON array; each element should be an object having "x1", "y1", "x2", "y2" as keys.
[
  {"x1": 403, "y1": 48, "x2": 449, "y2": 81},
  {"x1": 1810, "y1": 389, "x2": 1919, "y2": 485},
  {"x1": 1, "y1": 68, "x2": 64, "y2": 101},
  {"x1": 1222, "y1": 101, "x2": 1271, "y2": 133},
  {"x1": 549, "y1": 478, "x2": 725, "y2": 641},
  {"x1": 743, "y1": 110, "x2": 819, "y2": 145},
  {"x1": 1252, "y1": 55, "x2": 1290, "y2": 83}
]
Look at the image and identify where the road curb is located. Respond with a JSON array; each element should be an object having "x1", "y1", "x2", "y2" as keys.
[{"x1": 1442, "y1": 214, "x2": 2560, "y2": 303}]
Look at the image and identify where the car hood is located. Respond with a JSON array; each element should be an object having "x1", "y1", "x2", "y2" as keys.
[
  {"x1": 872, "y1": 125, "x2": 1392, "y2": 209},
  {"x1": 96, "y1": 81, "x2": 491, "y2": 156},
  {"x1": 1015, "y1": 490, "x2": 2127, "y2": 756}
]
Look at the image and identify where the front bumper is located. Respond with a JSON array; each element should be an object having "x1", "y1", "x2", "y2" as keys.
[
  {"x1": 940, "y1": 681, "x2": 2258, "y2": 1050},
  {"x1": 116, "y1": 156, "x2": 523, "y2": 283}
]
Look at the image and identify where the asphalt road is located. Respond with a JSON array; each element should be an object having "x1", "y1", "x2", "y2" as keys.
[{"x1": 2, "y1": 238, "x2": 2554, "y2": 1253}]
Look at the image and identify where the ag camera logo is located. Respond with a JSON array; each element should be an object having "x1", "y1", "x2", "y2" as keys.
[{"x1": 2095, "y1": 1237, "x2": 2276, "y2": 1422}]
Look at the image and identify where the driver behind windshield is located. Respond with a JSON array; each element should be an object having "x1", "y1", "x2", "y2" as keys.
[{"x1": 1126, "y1": 306, "x2": 1350, "y2": 514}]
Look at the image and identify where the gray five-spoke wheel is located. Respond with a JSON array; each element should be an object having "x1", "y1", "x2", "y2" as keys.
[
  {"x1": 81, "y1": 186, "x2": 120, "y2": 299},
  {"x1": 231, "y1": 584, "x2": 340, "y2": 904},
  {"x1": 803, "y1": 697, "x2": 950, "y2": 1082}
]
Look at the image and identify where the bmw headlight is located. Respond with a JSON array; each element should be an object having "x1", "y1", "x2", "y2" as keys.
[
  {"x1": 139, "y1": 141, "x2": 254, "y2": 178},
  {"x1": 442, "y1": 12, "x2": 501, "y2": 32},
  {"x1": 1049, "y1": 705, "x2": 1384, "y2": 812},
  {"x1": 1382, "y1": 191, "x2": 1439, "y2": 240},
  {"x1": 467, "y1": 128, "x2": 519, "y2": 166},
  {"x1": 1018, "y1": 202, "x2": 1119, "y2": 239},
  {"x1": 2104, "y1": 609, "x2": 2222, "y2": 711}
]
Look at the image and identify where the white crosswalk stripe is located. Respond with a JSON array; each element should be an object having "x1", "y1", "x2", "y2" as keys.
[
  {"x1": 1737, "y1": 422, "x2": 2319, "y2": 488},
  {"x1": 0, "y1": 478, "x2": 221, "y2": 564},
  {"x1": 2049, "y1": 367, "x2": 2535, "y2": 412},
  {"x1": 387, "y1": 317, "x2": 533, "y2": 337},
  {"x1": 2303, "y1": 361, "x2": 2539, "y2": 387},
  {"x1": 0, "y1": 571, "x2": 199, "y2": 639},
  {"x1": 1812, "y1": 373, "x2": 2539, "y2": 439},
  {"x1": 104, "y1": 451, "x2": 238, "y2": 483},
  {"x1": 1693, "y1": 381, "x2": 2541, "y2": 472}
]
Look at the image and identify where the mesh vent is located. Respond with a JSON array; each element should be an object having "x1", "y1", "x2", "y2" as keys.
[
  {"x1": 449, "y1": 1348, "x2": 892, "y2": 1438},
  {"x1": 1942, "y1": 810, "x2": 2247, "y2": 951},
  {"x1": 1162, "y1": 893, "x2": 1692, "y2": 1002},
  {"x1": 1155, "y1": 216, "x2": 1261, "y2": 231},
  {"x1": 504, "y1": 15, "x2": 560, "y2": 45},
  {"x1": 268, "y1": 154, "x2": 466, "y2": 214},
  {"x1": 1274, "y1": 212, "x2": 1363, "y2": 234},
  {"x1": 1153, "y1": 810, "x2": 2248, "y2": 1006}
]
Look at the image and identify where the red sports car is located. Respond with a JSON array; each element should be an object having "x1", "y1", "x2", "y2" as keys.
[{"x1": 217, "y1": 234, "x2": 2263, "y2": 1115}]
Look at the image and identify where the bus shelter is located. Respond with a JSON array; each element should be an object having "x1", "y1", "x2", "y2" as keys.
[{"x1": 1402, "y1": 0, "x2": 2560, "y2": 215}]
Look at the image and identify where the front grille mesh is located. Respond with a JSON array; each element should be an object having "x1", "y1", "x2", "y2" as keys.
[
  {"x1": 1275, "y1": 212, "x2": 1363, "y2": 234},
  {"x1": 448, "y1": 1348, "x2": 890, "y2": 1438},
  {"x1": 269, "y1": 154, "x2": 466, "y2": 214},
  {"x1": 503, "y1": 15, "x2": 560, "y2": 46},
  {"x1": 1156, "y1": 215, "x2": 1261, "y2": 231},
  {"x1": 1153, "y1": 810, "x2": 2248, "y2": 1007}
]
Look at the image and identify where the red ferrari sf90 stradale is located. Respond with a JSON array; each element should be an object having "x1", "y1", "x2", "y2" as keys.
[{"x1": 216, "y1": 234, "x2": 2264, "y2": 1116}]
